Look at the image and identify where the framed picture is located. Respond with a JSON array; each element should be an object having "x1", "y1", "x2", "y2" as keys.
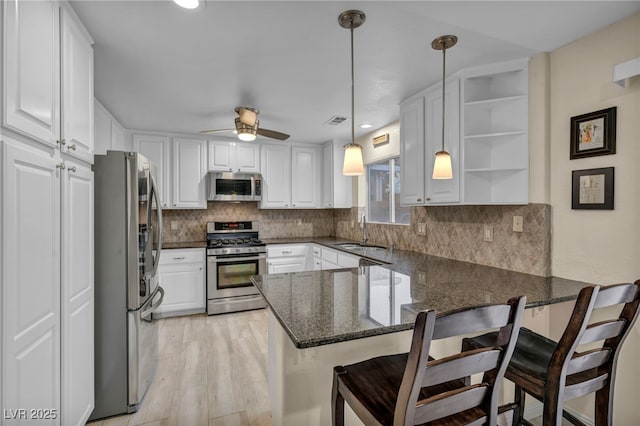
[
  {"x1": 570, "y1": 107, "x2": 616, "y2": 159},
  {"x1": 571, "y1": 167, "x2": 614, "y2": 210}
]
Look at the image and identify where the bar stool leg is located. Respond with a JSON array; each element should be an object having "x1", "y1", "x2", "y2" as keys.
[
  {"x1": 513, "y1": 384, "x2": 525, "y2": 426},
  {"x1": 332, "y1": 368, "x2": 346, "y2": 426}
]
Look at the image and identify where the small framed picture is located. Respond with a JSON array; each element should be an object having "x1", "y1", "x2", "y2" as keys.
[
  {"x1": 570, "y1": 107, "x2": 616, "y2": 159},
  {"x1": 571, "y1": 167, "x2": 614, "y2": 210}
]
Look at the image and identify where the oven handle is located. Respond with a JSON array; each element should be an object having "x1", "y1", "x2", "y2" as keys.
[{"x1": 208, "y1": 254, "x2": 266, "y2": 263}]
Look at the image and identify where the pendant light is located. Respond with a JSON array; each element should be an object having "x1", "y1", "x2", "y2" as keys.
[
  {"x1": 431, "y1": 35, "x2": 457, "y2": 180},
  {"x1": 339, "y1": 10, "x2": 366, "y2": 176}
]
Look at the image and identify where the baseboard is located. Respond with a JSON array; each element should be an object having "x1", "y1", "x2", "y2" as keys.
[{"x1": 523, "y1": 400, "x2": 593, "y2": 426}]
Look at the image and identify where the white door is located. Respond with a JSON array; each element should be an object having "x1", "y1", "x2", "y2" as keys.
[
  {"x1": 2, "y1": 141, "x2": 61, "y2": 424},
  {"x1": 291, "y1": 146, "x2": 318, "y2": 208},
  {"x1": 207, "y1": 140, "x2": 235, "y2": 172},
  {"x1": 133, "y1": 134, "x2": 170, "y2": 208},
  {"x1": 425, "y1": 79, "x2": 460, "y2": 204},
  {"x1": 399, "y1": 96, "x2": 425, "y2": 205},
  {"x1": 173, "y1": 138, "x2": 207, "y2": 208},
  {"x1": 61, "y1": 160, "x2": 94, "y2": 426},
  {"x1": 3, "y1": 0, "x2": 60, "y2": 147},
  {"x1": 235, "y1": 143, "x2": 260, "y2": 173},
  {"x1": 260, "y1": 144, "x2": 291, "y2": 208},
  {"x1": 60, "y1": 6, "x2": 94, "y2": 163}
]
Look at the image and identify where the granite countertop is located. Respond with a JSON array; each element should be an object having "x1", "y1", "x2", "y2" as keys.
[
  {"x1": 161, "y1": 241, "x2": 207, "y2": 249},
  {"x1": 252, "y1": 238, "x2": 590, "y2": 349}
]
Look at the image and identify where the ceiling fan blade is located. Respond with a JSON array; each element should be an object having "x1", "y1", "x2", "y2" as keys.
[
  {"x1": 199, "y1": 128, "x2": 235, "y2": 135},
  {"x1": 257, "y1": 128, "x2": 290, "y2": 141}
]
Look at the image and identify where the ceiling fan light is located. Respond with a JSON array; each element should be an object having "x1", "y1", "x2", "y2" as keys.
[
  {"x1": 173, "y1": 0, "x2": 199, "y2": 9},
  {"x1": 237, "y1": 131, "x2": 256, "y2": 142},
  {"x1": 343, "y1": 143, "x2": 364, "y2": 176},
  {"x1": 432, "y1": 150, "x2": 453, "y2": 179}
]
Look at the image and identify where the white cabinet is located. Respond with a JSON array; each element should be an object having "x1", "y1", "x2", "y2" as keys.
[
  {"x1": 155, "y1": 249, "x2": 206, "y2": 318},
  {"x1": 261, "y1": 143, "x2": 291, "y2": 208},
  {"x1": 267, "y1": 245, "x2": 309, "y2": 274},
  {"x1": 337, "y1": 252, "x2": 360, "y2": 268},
  {"x1": 133, "y1": 134, "x2": 170, "y2": 208},
  {"x1": 462, "y1": 60, "x2": 529, "y2": 204},
  {"x1": 1, "y1": 138, "x2": 94, "y2": 426},
  {"x1": 94, "y1": 100, "x2": 130, "y2": 155},
  {"x1": 399, "y1": 96, "x2": 425, "y2": 205},
  {"x1": 207, "y1": 139, "x2": 260, "y2": 173},
  {"x1": 424, "y1": 78, "x2": 460, "y2": 204},
  {"x1": 261, "y1": 143, "x2": 319, "y2": 209},
  {"x1": 2, "y1": 1, "x2": 94, "y2": 162},
  {"x1": 172, "y1": 138, "x2": 207, "y2": 209},
  {"x1": 321, "y1": 140, "x2": 352, "y2": 208}
]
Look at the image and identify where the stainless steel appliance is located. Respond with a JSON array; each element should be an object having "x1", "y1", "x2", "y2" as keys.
[
  {"x1": 207, "y1": 221, "x2": 267, "y2": 314},
  {"x1": 91, "y1": 151, "x2": 165, "y2": 420},
  {"x1": 208, "y1": 172, "x2": 262, "y2": 201}
]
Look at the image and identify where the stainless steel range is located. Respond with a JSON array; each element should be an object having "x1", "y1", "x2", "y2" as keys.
[{"x1": 206, "y1": 221, "x2": 267, "y2": 315}]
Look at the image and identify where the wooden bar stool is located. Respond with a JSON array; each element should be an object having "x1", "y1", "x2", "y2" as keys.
[
  {"x1": 462, "y1": 280, "x2": 640, "y2": 426},
  {"x1": 331, "y1": 296, "x2": 526, "y2": 426}
]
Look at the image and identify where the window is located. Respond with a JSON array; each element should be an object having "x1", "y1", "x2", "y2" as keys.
[{"x1": 367, "y1": 157, "x2": 410, "y2": 224}]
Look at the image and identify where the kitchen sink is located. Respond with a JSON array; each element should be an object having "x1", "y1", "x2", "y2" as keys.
[{"x1": 335, "y1": 243, "x2": 387, "y2": 251}]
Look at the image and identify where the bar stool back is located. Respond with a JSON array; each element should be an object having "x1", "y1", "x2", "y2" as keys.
[{"x1": 332, "y1": 295, "x2": 526, "y2": 426}]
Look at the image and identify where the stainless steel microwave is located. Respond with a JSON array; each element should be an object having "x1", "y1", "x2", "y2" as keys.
[{"x1": 208, "y1": 172, "x2": 262, "y2": 201}]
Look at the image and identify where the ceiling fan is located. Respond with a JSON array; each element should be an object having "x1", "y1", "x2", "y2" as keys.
[{"x1": 200, "y1": 107, "x2": 290, "y2": 141}]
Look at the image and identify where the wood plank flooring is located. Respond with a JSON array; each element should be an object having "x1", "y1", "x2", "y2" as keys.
[{"x1": 87, "y1": 309, "x2": 272, "y2": 426}]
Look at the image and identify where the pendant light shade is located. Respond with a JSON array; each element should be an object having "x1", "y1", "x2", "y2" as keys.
[
  {"x1": 343, "y1": 143, "x2": 364, "y2": 175},
  {"x1": 431, "y1": 35, "x2": 457, "y2": 180},
  {"x1": 339, "y1": 10, "x2": 366, "y2": 176}
]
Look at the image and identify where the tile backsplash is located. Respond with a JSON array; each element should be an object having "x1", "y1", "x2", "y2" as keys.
[{"x1": 163, "y1": 202, "x2": 551, "y2": 276}]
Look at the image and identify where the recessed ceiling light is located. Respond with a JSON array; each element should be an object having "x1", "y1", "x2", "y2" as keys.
[
  {"x1": 174, "y1": 0, "x2": 199, "y2": 9},
  {"x1": 360, "y1": 123, "x2": 373, "y2": 129}
]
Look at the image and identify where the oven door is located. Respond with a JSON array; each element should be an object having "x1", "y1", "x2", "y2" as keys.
[{"x1": 207, "y1": 253, "x2": 266, "y2": 298}]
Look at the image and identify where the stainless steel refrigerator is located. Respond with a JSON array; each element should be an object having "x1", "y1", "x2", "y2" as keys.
[{"x1": 91, "y1": 151, "x2": 165, "y2": 420}]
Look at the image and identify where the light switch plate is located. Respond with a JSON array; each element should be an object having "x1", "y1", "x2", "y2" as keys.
[
  {"x1": 170, "y1": 221, "x2": 178, "y2": 231},
  {"x1": 513, "y1": 215, "x2": 523, "y2": 233},
  {"x1": 483, "y1": 225, "x2": 493, "y2": 242},
  {"x1": 417, "y1": 223, "x2": 426, "y2": 236}
]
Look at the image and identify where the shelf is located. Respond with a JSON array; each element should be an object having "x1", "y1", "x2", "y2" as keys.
[
  {"x1": 464, "y1": 130, "x2": 527, "y2": 140},
  {"x1": 464, "y1": 95, "x2": 527, "y2": 107}
]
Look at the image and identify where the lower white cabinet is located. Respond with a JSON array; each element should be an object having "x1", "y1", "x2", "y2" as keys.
[
  {"x1": 267, "y1": 244, "x2": 309, "y2": 273},
  {"x1": 155, "y1": 248, "x2": 206, "y2": 318},
  {"x1": 1, "y1": 138, "x2": 94, "y2": 426}
]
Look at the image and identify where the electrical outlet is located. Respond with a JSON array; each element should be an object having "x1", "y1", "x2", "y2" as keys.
[
  {"x1": 513, "y1": 215, "x2": 523, "y2": 233},
  {"x1": 483, "y1": 225, "x2": 493, "y2": 242},
  {"x1": 418, "y1": 271, "x2": 426, "y2": 284},
  {"x1": 417, "y1": 223, "x2": 426, "y2": 236},
  {"x1": 170, "y1": 221, "x2": 178, "y2": 231}
]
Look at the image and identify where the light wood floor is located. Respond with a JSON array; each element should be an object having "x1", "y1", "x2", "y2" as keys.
[{"x1": 87, "y1": 309, "x2": 272, "y2": 426}]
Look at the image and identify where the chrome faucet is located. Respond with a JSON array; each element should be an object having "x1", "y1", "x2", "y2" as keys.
[{"x1": 360, "y1": 214, "x2": 368, "y2": 245}]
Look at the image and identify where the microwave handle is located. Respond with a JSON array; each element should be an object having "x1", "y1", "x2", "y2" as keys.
[{"x1": 150, "y1": 174, "x2": 163, "y2": 277}]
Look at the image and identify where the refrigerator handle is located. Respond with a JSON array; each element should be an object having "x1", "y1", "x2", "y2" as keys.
[
  {"x1": 150, "y1": 174, "x2": 163, "y2": 277},
  {"x1": 141, "y1": 286, "x2": 165, "y2": 318}
]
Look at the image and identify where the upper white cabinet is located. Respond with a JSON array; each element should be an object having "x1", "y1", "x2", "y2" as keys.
[
  {"x1": 133, "y1": 134, "x2": 171, "y2": 208},
  {"x1": 3, "y1": 1, "x2": 94, "y2": 162},
  {"x1": 261, "y1": 143, "x2": 319, "y2": 209},
  {"x1": 207, "y1": 139, "x2": 260, "y2": 173},
  {"x1": 399, "y1": 96, "x2": 425, "y2": 205},
  {"x1": 173, "y1": 138, "x2": 207, "y2": 209},
  {"x1": 462, "y1": 60, "x2": 529, "y2": 204},
  {"x1": 94, "y1": 100, "x2": 130, "y2": 155},
  {"x1": 425, "y1": 78, "x2": 460, "y2": 204},
  {"x1": 321, "y1": 140, "x2": 352, "y2": 208},
  {"x1": 400, "y1": 59, "x2": 529, "y2": 206}
]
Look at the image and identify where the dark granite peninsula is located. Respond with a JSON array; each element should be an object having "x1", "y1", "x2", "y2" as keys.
[{"x1": 251, "y1": 244, "x2": 589, "y2": 425}]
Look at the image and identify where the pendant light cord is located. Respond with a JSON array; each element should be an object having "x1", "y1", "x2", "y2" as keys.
[
  {"x1": 441, "y1": 46, "x2": 446, "y2": 152},
  {"x1": 351, "y1": 25, "x2": 355, "y2": 146}
]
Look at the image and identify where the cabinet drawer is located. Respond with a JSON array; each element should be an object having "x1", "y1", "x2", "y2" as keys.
[
  {"x1": 312, "y1": 245, "x2": 321, "y2": 257},
  {"x1": 267, "y1": 244, "x2": 308, "y2": 258},
  {"x1": 321, "y1": 248, "x2": 338, "y2": 264},
  {"x1": 159, "y1": 248, "x2": 205, "y2": 265}
]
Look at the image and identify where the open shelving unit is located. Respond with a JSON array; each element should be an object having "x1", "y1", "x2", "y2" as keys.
[{"x1": 462, "y1": 61, "x2": 529, "y2": 204}]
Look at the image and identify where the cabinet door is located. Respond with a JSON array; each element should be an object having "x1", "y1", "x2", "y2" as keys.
[
  {"x1": 291, "y1": 145, "x2": 318, "y2": 208},
  {"x1": 173, "y1": 138, "x2": 207, "y2": 209},
  {"x1": 425, "y1": 79, "x2": 460, "y2": 204},
  {"x1": 110, "y1": 121, "x2": 129, "y2": 152},
  {"x1": 267, "y1": 257, "x2": 307, "y2": 274},
  {"x1": 60, "y1": 6, "x2": 94, "y2": 163},
  {"x1": 133, "y1": 134, "x2": 170, "y2": 208},
  {"x1": 399, "y1": 96, "x2": 425, "y2": 205},
  {"x1": 156, "y1": 264, "x2": 205, "y2": 314},
  {"x1": 207, "y1": 140, "x2": 235, "y2": 172},
  {"x1": 61, "y1": 161, "x2": 94, "y2": 426},
  {"x1": 321, "y1": 142, "x2": 333, "y2": 207},
  {"x1": 2, "y1": 141, "x2": 61, "y2": 423},
  {"x1": 236, "y1": 143, "x2": 260, "y2": 173},
  {"x1": 260, "y1": 144, "x2": 291, "y2": 208},
  {"x1": 93, "y1": 100, "x2": 112, "y2": 155},
  {"x1": 3, "y1": 0, "x2": 60, "y2": 146}
]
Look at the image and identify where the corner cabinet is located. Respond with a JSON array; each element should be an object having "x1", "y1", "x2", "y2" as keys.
[
  {"x1": 94, "y1": 100, "x2": 130, "y2": 155},
  {"x1": 399, "y1": 59, "x2": 529, "y2": 206},
  {"x1": 207, "y1": 139, "x2": 260, "y2": 173},
  {"x1": 461, "y1": 60, "x2": 529, "y2": 204},
  {"x1": 172, "y1": 138, "x2": 207, "y2": 209}
]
